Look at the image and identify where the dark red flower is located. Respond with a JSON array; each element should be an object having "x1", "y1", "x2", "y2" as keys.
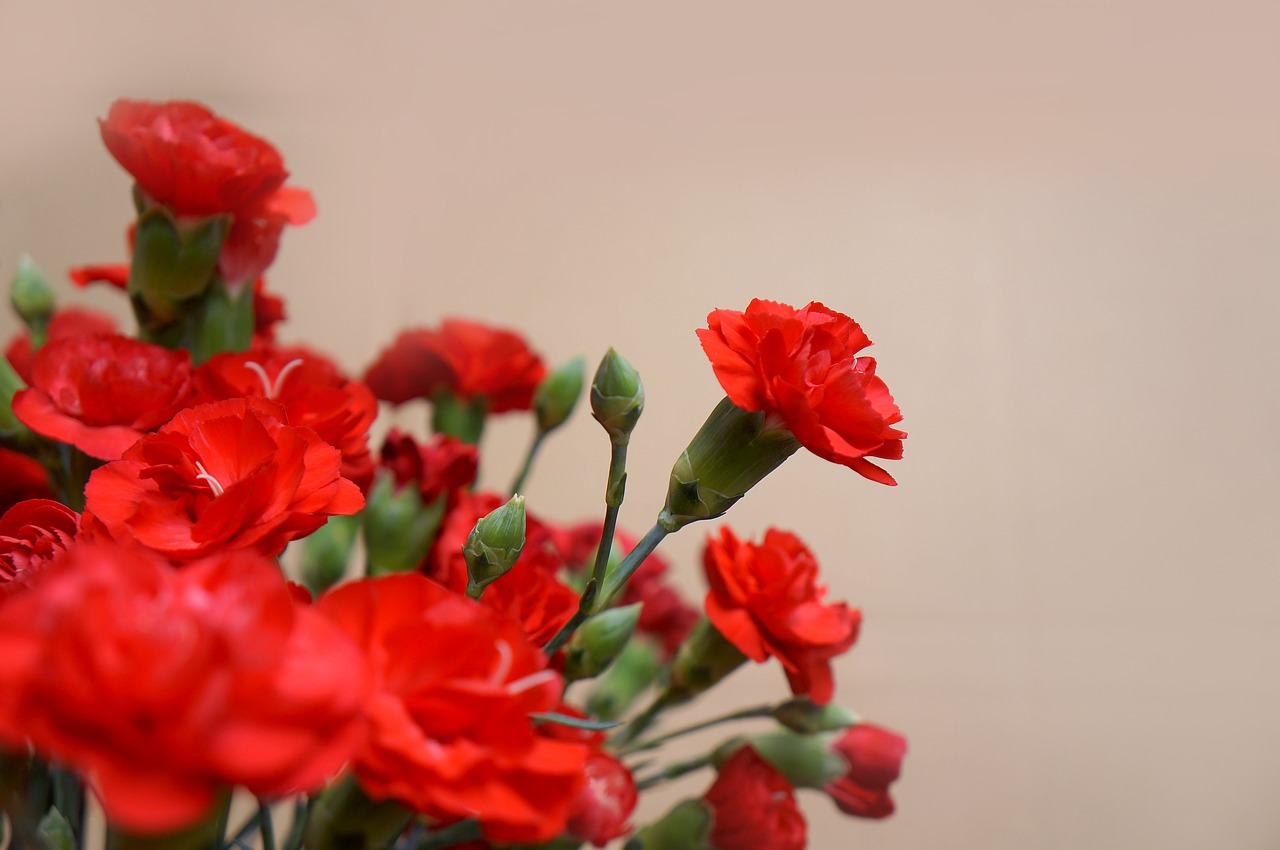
[
  {"x1": 0, "y1": 448, "x2": 53, "y2": 514},
  {"x1": 0, "y1": 542, "x2": 368, "y2": 834},
  {"x1": 378, "y1": 430, "x2": 478, "y2": 507},
  {"x1": 99, "y1": 99, "x2": 288, "y2": 217},
  {"x1": 826, "y1": 723, "x2": 907, "y2": 819},
  {"x1": 477, "y1": 548, "x2": 579, "y2": 646},
  {"x1": 12, "y1": 334, "x2": 195, "y2": 461},
  {"x1": 566, "y1": 751, "x2": 638, "y2": 847},
  {"x1": 316, "y1": 574, "x2": 588, "y2": 844},
  {"x1": 0, "y1": 500, "x2": 77, "y2": 594},
  {"x1": 81, "y1": 397, "x2": 363, "y2": 561},
  {"x1": 698, "y1": 299, "x2": 906, "y2": 485},
  {"x1": 218, "y1": 186, "x2": 317, "y2": 288},
  {"x1": 4, "y1": 307, "x2": 119, "y2": 384},
  {"x1": 703, "y1": 747, "x2": 806, "y2": 850},
  {"x1": 363, "y1": 320, "x2": 546, "y2": 411},
  {"x1": 702, "y1": 528, "x2": 859, "y2": 704},
  {"x1": 193, "y1": 347, "x2": 377, "y2": 492}
]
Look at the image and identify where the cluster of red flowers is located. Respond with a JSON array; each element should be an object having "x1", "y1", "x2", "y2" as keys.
[{"x1": 0, "y1": 98, "x2": 909, "y2": 850}]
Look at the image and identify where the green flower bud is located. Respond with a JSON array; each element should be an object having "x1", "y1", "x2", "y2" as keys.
[
  {"x1": 37, "y1": 806, "x2": 75, "y2": 850},
  {"x1": 463, "y1": 494, "x2": 526, "y2": 598},
  {"x1": 772, "y1": 698, "x2": 860, "y2": 735},
  {"x1": 562, "y1": 603, "x2": 642, "y2": 681},
  {"x1": 10, "y1": 256, "x2": 55, "y2": 343},
  {"x1": 663, "y1": 618, "x2": 748, "y2": 706},
  {"x1": 586, "y1": 637, "x2": 662, "y2": 720},
  {"x1": 128, "y1": 206, "x2": 229, "y2": 330},
  {"x1": 659, "y1": 397, "x2": 800, "y2": 532},
  {"x1": 590, "y1": 349, "x2": 644, "y2": 443},
  {"x1": 535, "y1": 356, "x2": 586, "y2": 433},
  {"x1": 299, "y1": 515, "x2": 360, "y2": 596},
  {"x1": 744, "y1": 729, "x2": 847, "y2": 789},
  {"x1": 362, "y1": 474, "x2": 445, "y2": 578},
  {"x1": 624, "y1": 799, "x2": 713, "y2": 850}
]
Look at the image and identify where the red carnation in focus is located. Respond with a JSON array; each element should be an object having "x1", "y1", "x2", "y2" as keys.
[
  {"x1": 316, "y1": 574, "x2": 589, "y2": 844},
  {"x1": 0, "y1": 448, "x2": 53, "y2": 514},
  {"x1": 193, "y1": 347, "x2": 377, "y2": 492},
  {"x1": 703, "y1": 747, "x2": 806, "y2": 850},
  {"x1": 81, "y1": 397, "x2": 363, "y2": 561},
  {"x1": 378, "y1": 430, "x2": 478, "y2": 507},
  {"x1": 0, "y1": 500, "x2": 77, "y2": 594},
  {"x1": 566, "y1": 751, "x2": 638, "y2": 847},
  {"x1": 4, "y1": 307, "x2": 119, "y2": 384},
  {"x1": 826, "y1": 723, "x2": 907, "y2": 819},
  {"x1": 364, "y1": 319, "x2": 546, "y2": 411},
  {"x1": 698, "y1": 299, "x2": 906, "y2": 485},
  {"x1": 702, "y1": 528, "x2": 859, "y2": 704},
  {"x1": 0, "y1": 543, "x2": 368, "y2": 834},
  {"x1": 99, "y1": 99, "x2": 288, "y2": 217},
  {"x1": 12, "y1": 334, "x2": 194, "y2": 461}
]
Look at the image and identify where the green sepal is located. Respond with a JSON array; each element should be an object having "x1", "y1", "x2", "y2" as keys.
[
  {"x1": 300, "y1": 514, "x2": 360, "y2": 595},
  {"x1": 623, "y1": 799, "x2": 713, "y2": 850},
  {"x1": 128, "y1": 206, "x2": 229, "y2": 329},
  {"x1": 37, "y1": 806, "x2": 74, "y2": 850},
  {"x1": 363, "y1": 475, "x2": 446, "y2": 578}
]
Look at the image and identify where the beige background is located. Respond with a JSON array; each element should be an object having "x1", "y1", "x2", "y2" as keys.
[{"x1": 3, "y1": 1, "x2": 1279, "y2": 848}]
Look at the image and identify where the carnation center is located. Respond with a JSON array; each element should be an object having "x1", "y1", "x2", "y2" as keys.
[
  {"x1": 193, "y1": 461, "x2": 225, "y2": 497},
  {"x1": 244, "y1": 358, "x2": 303, "y2": 400}
]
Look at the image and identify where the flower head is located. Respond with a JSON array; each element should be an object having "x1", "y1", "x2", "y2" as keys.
[
  {"x1": 703, "y1": 747, "x2": 806, "y2": 850},
  {"x1": 0, "y1": 499, "x2": 77, "y2": 594},
  {"x1": 826, "y1": 723, "x2": 907, "y2": 819}
]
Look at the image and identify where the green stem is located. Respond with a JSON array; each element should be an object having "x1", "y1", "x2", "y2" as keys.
[
  {"x1": 610, "y1": 692, "x2": 674, "y2": 749},
  {"x1": 508, "y1": 429, "x2": 547, "y2": 496},
  {"x1": 281, "y1": 798, "x2": 310, "y2": 850},
  {"x1": 598, "y1": 522, "x2": 669, "y2": 609},
  {"x1": 222, "y1": 809, "x2": 261, "y2": 850},
  {"x1": 259, "y1": 802, "x2": 276, "y2": 850},
  {"x1": 634, "y1": 754, "x2": 715, "y2": 792},
  {"x1": 417, "y1": 819, "x2": 481, "y2": 849},
  {"x1": 616, "y1": 704, "x2": 775, "y2": 756}
]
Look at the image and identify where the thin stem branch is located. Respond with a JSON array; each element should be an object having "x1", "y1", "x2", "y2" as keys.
[
  {"x1": 634, "y1": 754, "x2": 715, "y2": 791},
  {"x1": 617, "y1": 704, "x2": 775, "y2": 756},
  {"x1": 258, "y1": 802, "x2": 275, "y2": 850},
  {"x1": 508, "y1": 429, "x2": 547, "y2": 496}
]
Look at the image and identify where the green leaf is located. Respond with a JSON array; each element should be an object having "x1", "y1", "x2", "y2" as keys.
[{"x1": 529, "y1": 712, "x2": 623, "y2": 731}]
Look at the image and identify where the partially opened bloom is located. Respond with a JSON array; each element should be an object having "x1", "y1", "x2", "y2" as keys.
[
  {"x1": 0, "y1": 499, "x2": 77, "y2": 594},
  {"x1": 702, "y1": 527, "x2": 859, "y2": 704},
  {"x1": 703, "y1": 747, "x2": 806, "y2": 850},
  {"x1": 826, "y1": 723, "x2": 907, "y2": 819},
  {"x1": 566, "y1": 751, "x2": 638, "y2": 847},
  {"x1": 363, "y1": 319, "x2": 546, "y2": 411},
  {"x1": 316, "y1": 574, "x2": 589, "y2": 844},
  {"x1": 82, "y1": 397, "x2": 363, "y2": 561},
  {"x1": 698, "y1": 299, "x2": 905, "y2": 484},
  {"x1": 12, "y1": 334, "x2": 194, "y2": 460},
  {"x1": 4, "y1": 307, "x2": 119, "y2": 385},
  {"x1": 0, "y1": 543, "x2": 368, "y2": 833}
]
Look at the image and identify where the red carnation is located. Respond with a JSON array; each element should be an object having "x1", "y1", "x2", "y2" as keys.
[
  {"x1": 316, "y1": 574, "x2": 589, "y2": 844},
  {"x1": 193, "y1": 347, "x2": 377, "y2": 492},
  {"x1": 218, "y1": 186, "x2": 317, "y2": 288},
  {"x1": 5, "y1": 307, "x2": 119, "y2": 385},
  {"x1": 0, "y1": 448, "x2": 53, "y2": 514},
  {"x1": 476, "y1": 548, "x2": 579, "y2": 646},
  {"x1": 702, "y1": 528, "x2": 859, "y2": 704},
  {"x1": 363, "y1": 319, "x2": 546, "y2": 411},
  {"x1": 698, "y1": 299, "x2": 906, "y2": 485},
  {"x1": 378, "y1": 430, "x2": 478, "y2": 507},
  {"x1": 81, "y1": 397, "x2": 363, "y2": 561},
  {"x1": 0, "y1": 500, "x2": 77, "y2": 594},
  {"x1": 566, "y1": 751, "x2": 638, "y2": 847},
  {"x1": 0, "y1": 543, "x2": 368, "y2": 834},
  {"x1": 428, "y1": 490, "x2": 557, "y2": 591},
  {"x1": 703, "y1": 747, "x2": 806, "y2": 850},
  {"x1": 12, "y1": 334, "x2": 194, "y2": 461},
  {"x1": 99, "y1": 99, "x2": 288, "y2": 217},
  {"x1": 826, "y1": 723, "x2": 907, "y2": 819}
]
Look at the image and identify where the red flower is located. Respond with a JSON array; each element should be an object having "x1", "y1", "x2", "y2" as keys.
[
  {"x1": 566, "y1": 751, "x2": 638, "y2": 847},
  {"x1": 12, "y1": 334, "x2": 195, "y2": 461},
  {"x1": 0, "y1": 448, "x2": 53, "y2": 514},
  {"x1": 428, "y1": 491, "x2": 557, "y2": 591},
  {"x1": 0, "y1": 543, "x2": 368, "y2": 834},
  {"x1": 0, "y1": 500, "x2": 77, "y2": 594},
  {"x1": 702, "y1": 528, "x2": 859, "y2": 704},
  {"x1": 703, "y1": 747, "x2": 806, "y2": 850},
  {"x1": 81, "y1": 397, "x2": 363, "y2": 561},
  {"x1": 252, "y1": 278, "x2": 287, "y2": 342},
  {"x1": 477, "y1": 548, "x2": 579, "y2": 646},
  {"x1": 316, "y1": 574, "x2": 588, "y2": 844},
  {"x1": 698, "y1": 299, "x2": 906, "y2": 485},
  {"x1": 363, "y1": 320, "x2": 546, "y2": 411},
  {"x1": 826, "y1": 723, "x2": 907, "y2": 819},
  {"x1": 218, "y1": 186, "x2": 317, "y2": 288},
  {"x1": 68, "y1": 263, "x2": 130, "y2": 290},
  {"x1": 5, "y1": 307, "x2": 119, "y2": 384},
  {"x1": 99, "y1": 99, "x2": 288, "y2": 217},
  {"x1": 193, "y1": 347, "x2": 377, "y2": 492},
  {"x1": 378, "y1": 430, "x2": 478, "y2": 506}
]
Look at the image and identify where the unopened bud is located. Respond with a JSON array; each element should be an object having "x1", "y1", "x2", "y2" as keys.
[
  {"x1": 772, "y1": 698, "x2": 859, "y2": 735},
  {"x1": 299, "y1": 515, "x2": 360, "y2": 596},
  {"x1": 563, "y1": 603, "x2": 642, "y2": 681},
  {"x1": 363, "y1": 473, "x2": 445, "y2": 578},
  {"x1": 744, "y1": 729, "x2": 847, "y2": 789},
  {"x1": 10, "y1": 256, "x2": 55, "y2": 342},
  {"x1": 535, "y1": 356, "x2": 585, "y2": 433},
  {"x1": 463, "y1": 494, "x2": 526, "y2": 597},
  {"x1": 586, "y1": 638, "x2": 662, "y2": 720},
  {"x1": 663, "y1": 618, "x2": 748, "y2": 706},
  {"x1": 591, "y1": 349, "x2": 644, "y2": 443},
  {"x1": 623, "y1": 799, "x2": 712, "y2": 850}
]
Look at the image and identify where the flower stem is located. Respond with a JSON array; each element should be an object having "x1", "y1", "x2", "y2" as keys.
[
  {"x1": 616, "y1": 704, "x2": 775, "y2": 756},
  {"x1": 259, "y1": 801, "x2": 276, "y2": 850},
  {"x1": 508, "y1": 429, "x2": 547, "y2": 496},
  {"x1": 598, "y1": 521, "x2": 669, "y2": 609},
  {"x1": 634, "y1": 754, "x2": 715, "y2": 791},
  {"x1": 610, "y1": 691, "x2": 674, "y2": 749}
]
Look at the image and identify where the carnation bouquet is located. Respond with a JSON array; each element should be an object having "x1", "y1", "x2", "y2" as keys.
[{"x1": 0, "y1": 100, "x2": 908, "y2": 850}]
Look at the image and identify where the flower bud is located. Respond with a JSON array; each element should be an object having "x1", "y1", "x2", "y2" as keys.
[
  {"x1": 535, "y1": 356, "x2": 586, "y2": 433},
  {"x1": 623, "y1": 799, "x2": 712, "y2": 850},
  {"x1": 591, "y1": 349, "x2": 644, "y2": 443},
  {"x1": 662, "y1": 618, "x2": 748, "y2": 706},
  {"x1": 744, "y1": 730, "x2": 848, "y2": 789},
  {"x1": 128, "y1": 205, "x2": 229, "y2": 329},
  {"x1": 463, "y1": 494, "x2": 526, "y2": 597},
  {"x1": 299, "y1": 514, "x2": 359, "y2": 596},
  {"x1": 586, "y1": 637, "x2": 662, "y2": 720},
  {"x1": 659, "y1": 397, "x2": 800, "y2": 532},
  {"x1": 362, "y1": 473, "x2": 446, "y2": 578},
  {"x1": 772, "y1": 698, "x2": 859, "y2": 735},
  {"x1": 10, "y1": 256, "x2": 55, "y2": 343},
  {"x1": 563, "y1": 603, "x2": 642, "y2": 681}
]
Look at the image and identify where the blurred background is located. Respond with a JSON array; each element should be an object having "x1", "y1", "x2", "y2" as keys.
[{"x1": 2, "y1": 1, "x2": 1279, "y2": 847}]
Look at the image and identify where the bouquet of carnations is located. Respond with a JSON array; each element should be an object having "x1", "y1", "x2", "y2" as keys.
[{"x1": 0, "y1": 100, "x2": 908, "y2": 850}]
